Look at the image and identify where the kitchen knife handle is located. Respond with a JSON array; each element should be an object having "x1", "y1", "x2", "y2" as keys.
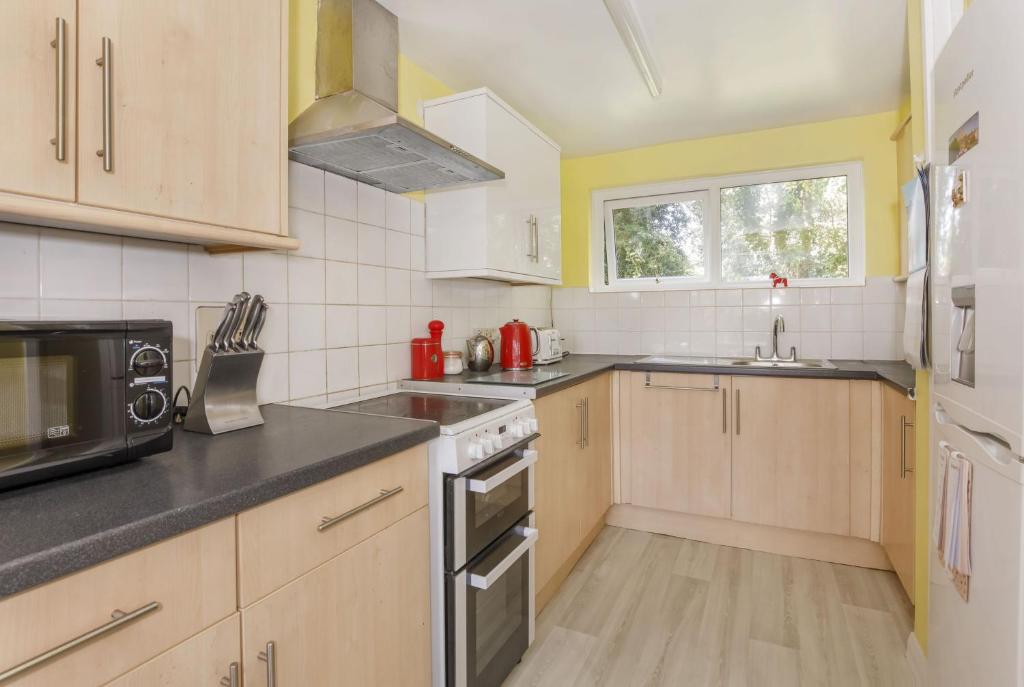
[
  {"x1": 240, "y1": 295, "x2": 265, "y2": 348},
  {"x1": 211, "y1": 302, "x2": 236, "y2": 352},
  {"x1": 249, "y1": 301, "x2": 269, "y2": 349}
]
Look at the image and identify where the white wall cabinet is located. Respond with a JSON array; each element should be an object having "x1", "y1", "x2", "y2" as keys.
[{"x1": 423, "y1": 88, "x2": 562, "y2": 285}]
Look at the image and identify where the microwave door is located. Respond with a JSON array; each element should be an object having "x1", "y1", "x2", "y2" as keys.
[{"x1": 0, "y1": 333, "x2": 127, "y2": 479}]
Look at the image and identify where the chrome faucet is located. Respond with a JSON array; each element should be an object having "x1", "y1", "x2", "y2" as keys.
[{"x1": 755, "y1": 315, "x2": 797, "y2": 362}]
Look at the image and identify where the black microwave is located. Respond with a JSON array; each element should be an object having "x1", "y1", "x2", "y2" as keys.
[{"x1": 0, "y1": 320, "x2": 174, "y2": 491}]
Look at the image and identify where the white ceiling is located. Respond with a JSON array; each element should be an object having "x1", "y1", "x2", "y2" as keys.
[{"x1": 379, "y1": 0, "x2": 909, "y2": 157}]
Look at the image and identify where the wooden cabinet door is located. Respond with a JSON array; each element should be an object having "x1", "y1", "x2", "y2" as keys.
[
  {"x1": 533, "y1": 387, "x2": 582, "y2": 595},
  {"x1": 241, "y1": 508, "x2": 430, "y2": 687},
  {"x1": 731, "y1": 377, "x2": 852, "y2": 535},
  {"x1": 103, "y1": 615, "x2": 241, "y2": 687},
  {"x1": 0, "y1": 1, "x2": 76, "y2": 200},
  {"x1": 882, "y1": 385, "x2": 916, "y2": 598},
  {"x1": 624, "y1": 372, "x2": 732, "y2": 518},
  {"x1": 78, "y1": 0, "x2": 284, "y2": 234},
  {"x1": 580, "y1": 373, "x2": 612, "y2": 533}
]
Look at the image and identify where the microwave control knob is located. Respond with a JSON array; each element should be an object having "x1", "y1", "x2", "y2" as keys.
[
  {"x1": 131, "y1": 346, "x2": 167, "y2": 376},
  {"x1": 130, "y1": 389, "x2": 166, "y2": 422}
]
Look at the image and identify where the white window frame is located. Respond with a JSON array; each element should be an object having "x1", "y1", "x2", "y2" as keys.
[{"x1": 589, "y1": 161, "x2": 866, "y2": 292}]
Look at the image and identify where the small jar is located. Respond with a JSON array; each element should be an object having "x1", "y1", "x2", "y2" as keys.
[{"x1": 443, "y1": 350, "x2": 463, "y2": 375}]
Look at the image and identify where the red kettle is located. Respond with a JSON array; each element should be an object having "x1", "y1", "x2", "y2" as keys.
[{"x1": 499, "y1": 319, "x2": 533, "y2": 370}]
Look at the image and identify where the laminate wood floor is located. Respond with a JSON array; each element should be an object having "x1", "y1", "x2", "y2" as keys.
[{"x1": 506, "y1": 526, "x2": 913, "y2": 687}]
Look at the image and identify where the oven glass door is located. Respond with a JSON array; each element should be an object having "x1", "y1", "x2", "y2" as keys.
[
  {"x1": 446, "y1": 439, "x2": 535, "y2": 570},
  {"x1": 447, "y1": 518, "x2": 537, "y2": 687},
  {"x1": 0, "y1": 331, "x2": 126, "y2": 478}
]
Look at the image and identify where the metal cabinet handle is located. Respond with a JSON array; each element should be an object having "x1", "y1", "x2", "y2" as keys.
[
  {"x1": 532, "y1": 216, "x2": 540, "y2": 263},
  {"x1": 900, "y1": 415, "x2": 915, "y2": 479},
  {"x1": 583, "y1": 397, "x2": 589, "y2": 448},
  {"x1": 96, "y1": 36, "x2": 113, "y2": 172},
  {"x1": 317, "y1": 486, "x2": 403, "y2": 532},
  {"x1": 0, "y1": 601, "x2": 160, "y2": 682},
  {"x1": 576, "y1": 399, "x2": 585, "y2": 448},
  {"x1": 734, "y1": 389, "x2": 741, "y2": 435},
  {"x1": 258, "y1": 642, "x2": 276, "y2": 687},
  {"x1": 721, "y1": 388, "x2": 727, "y2": 434},
  {"x1": 50, "y1": 17, "x2": 67, "y2": 161},
  {"x1": 525, "y1": 216, "x2": 535, "y2": 260},
  {"x1": 643, "y1": 372, "x2": 719, "y2": 392},
  {"x1": 220, "y1": 662, "x2": 240, "y2": 687}
]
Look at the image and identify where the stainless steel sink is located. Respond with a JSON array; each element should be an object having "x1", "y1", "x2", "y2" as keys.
[
  {"x1": 727, "y1": 359, "x2": 836, "y2": 369},
  {"x1": 635, "y1": 355, "x2": 835, "y2": 370}
]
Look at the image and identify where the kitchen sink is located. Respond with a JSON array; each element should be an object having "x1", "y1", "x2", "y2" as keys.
[
  {"x1": 727, "y1": 359, "x2": 836, "y2": 369},
  {"x1": 635, "y1": 355, "x2": 835, "y2": 370}
]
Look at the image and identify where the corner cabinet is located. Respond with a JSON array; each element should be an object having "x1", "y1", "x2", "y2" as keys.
[
  {"x1": 534, "y1": 373, "x2": 611, "y2": 613},
  {"x1": 0, "y1": 0, "x2": 297, "y2": 252},
  {"x1": 422, "y1": 88, "x2": 561, "y2": 285},
  {"x1": 881, "y1": 384, "x2": 916, "y2": 598}
]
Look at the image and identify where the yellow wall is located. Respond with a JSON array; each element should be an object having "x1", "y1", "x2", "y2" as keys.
[
  {"x1": 905, "y1": 0, "x2": 931, "y2": 654},
  {"x1": 288, "y1": 0, "x2": 453, "y2": 124},
  {"x1": 559, "y1": 111, "x2": 902, "y2": 287}
]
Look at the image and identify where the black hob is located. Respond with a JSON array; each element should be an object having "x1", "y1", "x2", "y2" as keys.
[{"x1": 329, "y1": 392, "x2": 515, "y2": 427}]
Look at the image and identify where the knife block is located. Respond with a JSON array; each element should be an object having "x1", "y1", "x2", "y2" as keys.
[{"x1": 184, "y1": 346, "x2": 265, "y2": 435}]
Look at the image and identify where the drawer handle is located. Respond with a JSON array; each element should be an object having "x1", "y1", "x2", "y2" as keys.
[
  {"x1": 0, "y1": 601, "x2": 160, "y2": 682},
  {"x1": 644, "y1": 372, "x2": 720, "y2": 392},
  {"x1": 317, "y1": 486, "x2": 404, "y2": 532},
  {"x1": 258, "y1": 641, "x2": 276, "y2": 687}
]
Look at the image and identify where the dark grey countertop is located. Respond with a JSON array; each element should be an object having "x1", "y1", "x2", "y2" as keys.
[
  {"x1": 411, "y1": 355, "x2": 917, "y2": 397},
  {"x1": 0, "y1": 405, "x2": 438, "y2": 599}
]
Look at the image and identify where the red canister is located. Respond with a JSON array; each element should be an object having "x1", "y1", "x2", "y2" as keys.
[
  {"x1": 410, "y1": 320, "x2": 445, "y2": 379},
  {"x1": 499, "y1": 319, "x2": 533, "y2": 370}
]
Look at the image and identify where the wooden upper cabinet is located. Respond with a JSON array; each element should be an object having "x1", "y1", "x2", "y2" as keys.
[
  {"x1": 882, "y1": 385, "x2": 916, "y2": 598},
  {"x1": 0, "y1": 1, "x2": 77, "y2": 200},
  {"x1": 77, "y1": 0, "x2": 285, "y2": 235},
  {"x1": 731, "y1": 376, "x2": 852, "y2": 535},
  {"x1": 624, "y1": 371, "x2": 732, "y2": 518}
]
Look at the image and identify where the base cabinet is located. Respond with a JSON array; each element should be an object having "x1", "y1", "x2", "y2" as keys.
[
  {"x1": 241, "y1": 508, "x2": 431, "y2": 686},
  {"x1": 731, "y1": 376, "x2": 853, "y2": 535},
  {"x1": 623, "y1": 372, "x2": 732, "y2": 518},
  {"x1": 102, "y1": 615, "x2": 241, "y2": 687},
  {"x1": 534, "y1": 374, "x2": 612, "y2": 611},
  {"x1": 881, "y1": 385, "x2": 916, "y2": 598}
]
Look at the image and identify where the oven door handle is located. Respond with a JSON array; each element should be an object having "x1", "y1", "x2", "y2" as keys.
[
  {"x1": 468, "y1": 526, "x2": 539, "y2": 590},
  {"x1": 467, "y1": 449, "x2": 537, "y2": 494}
]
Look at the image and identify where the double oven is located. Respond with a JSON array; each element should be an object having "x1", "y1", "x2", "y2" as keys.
[{"x1": 442, "y1": 428, "x2": 539, "y2": 687}]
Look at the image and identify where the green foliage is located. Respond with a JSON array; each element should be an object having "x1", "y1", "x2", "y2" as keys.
[
  {"x1": 612, "y1": 200, "x2": 704, "y2": 279},
  {"x1": 720, "y1": 176, "x2": 849, "y2": 281}
]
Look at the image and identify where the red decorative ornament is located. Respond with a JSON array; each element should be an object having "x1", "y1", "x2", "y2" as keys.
[{"x1": 769, "y1": 272, "x2": 789, "y2": 288}]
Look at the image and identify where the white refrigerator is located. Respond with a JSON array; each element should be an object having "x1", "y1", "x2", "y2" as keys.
[{"x1": 929, "y1": 2, "x2": 1024, "y2": 684}]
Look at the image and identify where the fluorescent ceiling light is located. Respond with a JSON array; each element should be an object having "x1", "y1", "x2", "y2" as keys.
[{"x1": 603, "y1": 0, "x2": 662, "y2": 98}]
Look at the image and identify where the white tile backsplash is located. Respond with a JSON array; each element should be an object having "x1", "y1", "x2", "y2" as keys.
[
  {"x1": 0, "y1": 162, "x2": 551, "y2": 406},
  {"x1": 554, "y1": 279, "x2": 905, "y2": 360}
]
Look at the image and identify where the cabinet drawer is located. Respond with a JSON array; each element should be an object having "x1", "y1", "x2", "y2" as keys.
[
  {"x1": 103, "y1": 614, "x2": 241, "y2": 687},
  {"x1": 0, "y1": 519, "x2": 236, "y2": 687},
  {"x1": 237, "y1": 444, "x2": 429, "y2": 606}
]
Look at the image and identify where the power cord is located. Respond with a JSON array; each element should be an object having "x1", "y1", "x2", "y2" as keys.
[{"x1": 172, "y1": 385, "x2": 191, "y2": 425}]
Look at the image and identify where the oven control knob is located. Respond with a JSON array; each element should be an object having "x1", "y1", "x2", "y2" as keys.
[
  {"x1": 492, "y1": 434, "x2": 505, "y2": 450},
  {"x1": 130, "y1": 389, "x2": 166, "y2": 422},
  {"x1": 527, "y1": 418, "x2": 539, "y2": 433},
  {"x1": 509, "y1": 422, "x2": 524, "y2": 438},
  {"x1": 481, "y1": 436, "x2": 496, "y2": 455},
  {"x1": 131, "y1": 346, "x2": 167, "y2": 377},
  {"x1": 468, "y1": 441, "x2": 484, "y2": 460}
]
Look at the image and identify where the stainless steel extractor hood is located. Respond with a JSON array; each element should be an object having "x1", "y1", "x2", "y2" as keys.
[{"x1": 288, "y1": 0, "x2": 504, "y2": 193}]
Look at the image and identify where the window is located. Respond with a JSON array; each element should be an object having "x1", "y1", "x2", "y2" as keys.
[{"x1": 591, "y1": 163, "x2": 864, "y2": 291}]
